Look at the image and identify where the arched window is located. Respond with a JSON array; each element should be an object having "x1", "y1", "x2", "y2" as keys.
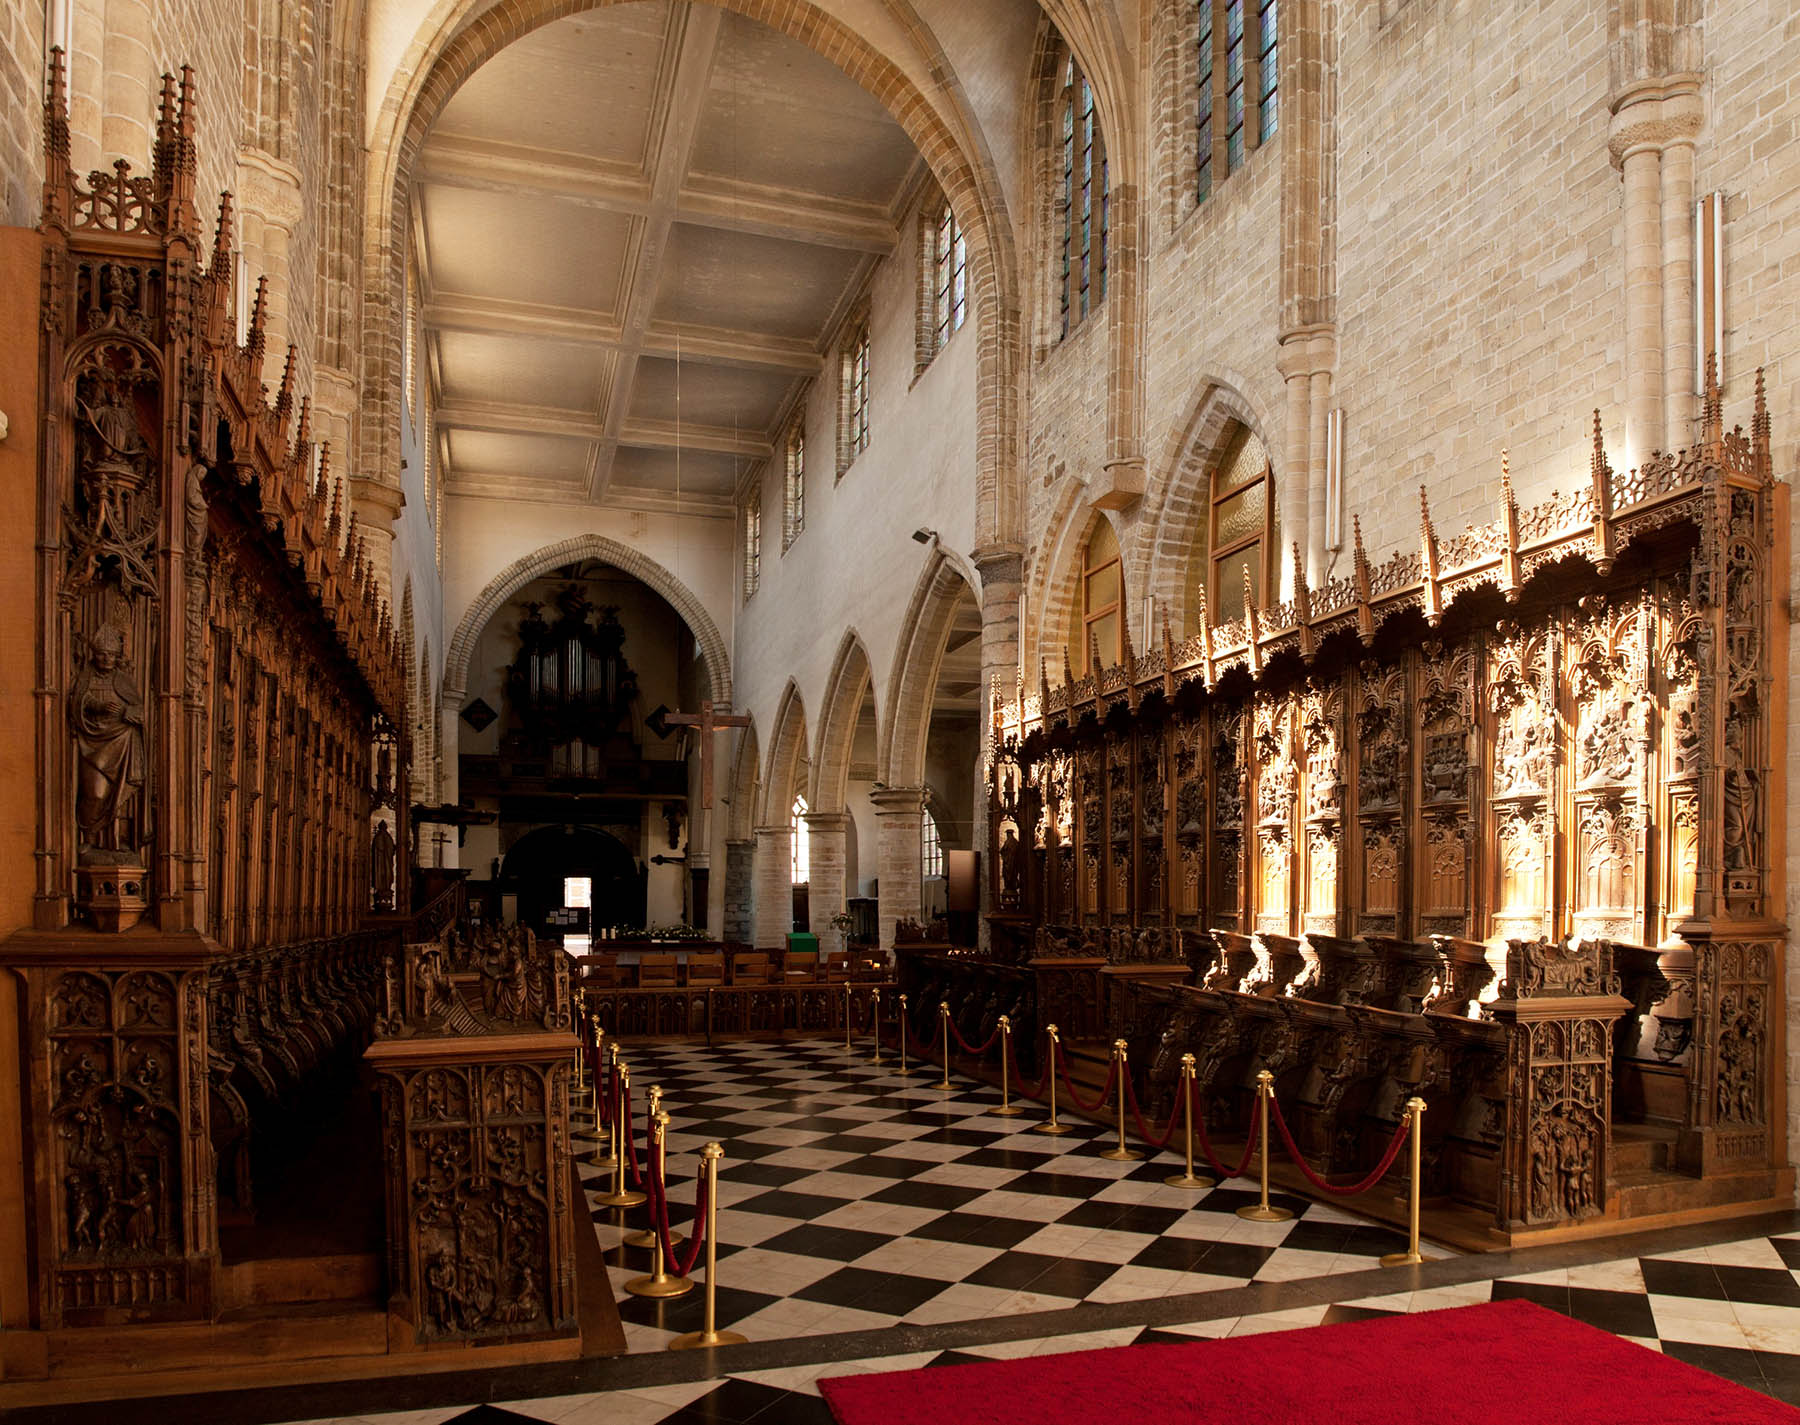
[
  {"x1": 1056, "y1": 38, "x2": 1108, "y2": 337},
  {"x1": 782, "y1": 417, "x2": 805, "y2": 549},
  {"x1": 791, "y1": 793, "x2": 810, "y2": 884},
  {"x1": 837, "y1": 318, "x2": 871, "y2": 474},
  {"x1": 1208, "y1": 427, "x2": 1275, "y2": 624},
  {"x1": 743, "y1": 490, "x2": 761, "y2": 600},
  {"x1": 934, "y1": 201, "x2": 968, "y2": 349},
  {"x1": 1067, "y1": 518, "x2": 1125, "y2": 674},
  {"x1": 920, "y1": 810, "x2": 945, "y2": 879},
  {"x1": 1195, "y1": 0, "x2": 1278, "y2": 204}
]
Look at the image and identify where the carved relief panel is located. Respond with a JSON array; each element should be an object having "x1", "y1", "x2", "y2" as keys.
[
  {"x1": 1171, "y1": 714, "x2": 1206, "y2": 921},
  {"x1": 1106, "y1": 734, "x2": 1133, "y2": 919},
  {"x1": 1488, "y1": 629, "x2": 1554, "y2": 942},
  {"x1": 1354, "y1": 664, "x2": 1406, "y2": 935},
  {"x1": 1136, "y1": 725, "x2": 1167, "y2": 921},
  {"x1": 1076, "y1": 744, "x2": 1103, "y2": 920},
  {"x1": 1299, "y1": 683, "x2": 1344, "y2": 937},
  {"x1": 1211, "y1": 707, "x2": 1246, "y2": 932},
  {"x1": 1252, "y1": 694, "x2": 1295, "y2": 935},
  {"x1": 1415, "y1": 643, "x2": 1475, "y2": 937},
  {"x1": 1568, "y1": 603, "x2": 1646, "y2": 942}
]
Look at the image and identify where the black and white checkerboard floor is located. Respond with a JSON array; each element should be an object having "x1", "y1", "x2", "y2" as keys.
[{"x1": 284, "y1": 1041, "x2": 1800, "y2": 1425}]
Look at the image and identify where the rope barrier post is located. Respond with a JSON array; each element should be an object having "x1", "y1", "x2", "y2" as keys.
[
  {"x1": 625, "y1": 1086, "x2": 672, "y2": 1248},
  {"x1": 844, "y1": 982, "x2": 853, "y2": 1053},
  {"x1": 588, "y1": 1044, "x2": 619, "y2": 1173},
  {"x1": 1099, "y1": 1040, "x2": 1143, "y2": 1161},
  {"x1": 897, "y1": 994, "x2": 911, "y2": 1075},
  {"x1": 870, "y1": 987, "x2": 882, "y2": 1065},
  {"x1": 992, "y1": 1016, "x2": 1022, "y2": 1117},
  {"x1": 1379, "y1": 1097, "x2": 1430, "y2": 1267},
  {"x1": 1033, "y1": 1025, "x2": 1072, "y2": 1136},
  {"x1": 595, "y1": 1060, "x2": 645, "y2": 1208},
  {"x1": 626, "y1": 1112, "x2": 693, "y2": 1298},
  {"x1": 937, "y1": 1002, "x2": 953, "y2": 1092},
  {"x1": 1164, "y1": 1054, "x2": 1215, "y2": 1190},
  {"x1": 669, "y1": 1142, "x2": 748, "y2": 1351},
  {"x1": 594, "y1": 1035, "x2": 613, "y2": 1148},
  {"x1": 1236, "y1": 1069, "x2": 1293, "y2": 1222}
]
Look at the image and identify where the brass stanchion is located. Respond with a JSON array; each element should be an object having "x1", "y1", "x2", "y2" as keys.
[
  {"x1": 592, "y1": 1025, "x2": 609, "y2": 1147},
  {"x1": 844, "y1": 983, "x2": 854, "y2": 1052},
  {"x1": 625, "y1": 1086, "x2": 672, "y2": 1248},
  {"x1": 625, "y1": 1112, "x2": 693, "y2": 1298},
  {"x1": 992, "y1": 1015, "x2": 1022, "y2": 1116},
  {"x1": 1099, "y1": 1039, "x2": 1143, "y2": 1161},
  {"x1": 937, "y1": 1001, "x2": 953, "y2": 1091},
  {"x1": 1163, "y1": 1054, "x2": 1215, "y2": 1190},
  {"x1": 1379, "y1": 1097, "x2": 1430, "y2": 1267},
  {"x1": 897, "y1": 994, "x2": 911, "y2": 1075},
  {"x1": 588, "y1": 1044, "x2": 619, "y2": 1173},
  {"x1": 669, "y1": 1143, "x2": 748, "y2": 1350},
  {"x1": 1033, "y1": 1024, "x2": 1072, "y2": 1136},
  {"x1": 594, "y1": 1059, "x2": 645, "y2": 1208},
  {"x1": 870, "y1": 987, "x2": 882, "y2": 1065},
  {"x1": 1235, "y1": 1069, "x2": 1293, "y2": 1222}
]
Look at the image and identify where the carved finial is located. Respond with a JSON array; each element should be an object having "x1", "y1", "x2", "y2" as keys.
[
  {"x1": 275, "y1": 345, "x2": 297, "y2": 424},
  {"x1": 1194, "y1": 575, "x2": 1209, "y2": 633},
  {"x1": 1590, "y1": 411, "x2": 1615, "y2": 572},
  {"x1": 1120, "y1": 601, "x2": 1136, "y2": 671},
  {"x1": 211, "y1": 190, "x2": 235, "y2": 276},
  {"x1": 247, "y1": 274, "x2": 269, "y2": 360},
  {"x1": 1419, "y1": 487, "x2": 1442, "y2": 627},
  {"x1": 1590, "y1": 410, "x2": 1607, "y2": 481},
  {"x1": 156, "y1": 71, "x2": 177, "y2": 151},
  {"x1": 1087, "y1": 626, "x2": 1104, "y2": 682},
  {"x1": 318, "y1": 445, "x2": 335, "y2": 515},
  {"x1": 41, "y1": 49, "x2": 71, "y2": 217},
  {"x1": 1353, "y1": 516, "x2": 1374, "y2": 646},
  {"x1": 1753, "y1": 367, "x2": 1771, "y2": 483},
  {"x1": 1243, "y1": 563, "x2": 1262, "y2": 672},
  {"x1": 295, "y1": 395, "x2": 312, "y2": 453},
  {"x1": 177, "y1": 65, "x2": 196, "y2": 141},
  {"x1": 1039, "y1": 655, "x2": 1052, "y2": 714},
  {"x1": 1499, "y1": 452, "x2": 1522, "y2": 602},
  {"x1": 1194, "y1": 579, "x2": 1214, "y2": 686},
  {"x1": 1702, "y1": 350, "x2": 1723, "y2": 445},
  {"x1": 1062, "y1": 644, "x2": 1075, "y2": 690}
]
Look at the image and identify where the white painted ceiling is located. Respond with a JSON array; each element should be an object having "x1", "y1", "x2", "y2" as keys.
[{"x1": 417, "y1": 0, "x2": 926, "y2": 510}]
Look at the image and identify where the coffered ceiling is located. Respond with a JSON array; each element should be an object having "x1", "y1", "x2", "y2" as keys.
[{"x1": 416, "y1": 0, "x2": 926, "y2": 510}]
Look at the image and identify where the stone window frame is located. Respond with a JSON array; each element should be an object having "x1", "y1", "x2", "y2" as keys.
[
  {"x1": 742, "y1": 488, "x2": 762, "y2": 602},
  {"x1": 920, "y1": 805, "x2": 945, "y2": 878},
  {"x1": 836, "y1": 309, "x2": 872, "y2": 477},
  {"x1": 1077, "y1": 517, "x2": 1125, "y2": 674},
  {"x1": 791, "y1": 792, "x2": 810, "y2": 884},
  {"x1": 1052, "y1": 36, "x2": 1108, "y2": 340},
  {"x1": 1159, "y1": 0, "x2": 1279, "y2": 227},
  {"x1": 1204, "y1": 425, "x2": 1276, "y2": 625},
  {"x1": 781, "y1": 415, "x2": 806, "y2": 551},
  {"x1": 914, "y1": 192, "x2": 968, "y2": 376}
]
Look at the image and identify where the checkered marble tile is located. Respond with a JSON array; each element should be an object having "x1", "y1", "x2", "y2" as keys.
[
  {"x1": 300, "y1": 1228, "x2": 1800, "y2": 1423},
  {"x1": 573, "y1": 1039, "x2": 1423, "y2": 1350},
  {"x1": 279, "y1": 1045, "x2": 1799, "y2": 1425}
]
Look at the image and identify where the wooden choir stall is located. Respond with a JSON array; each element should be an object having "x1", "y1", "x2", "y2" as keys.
[
  {"x1": 978, "y1": 398, "x2": 1791, "y2": 1247},
  {"x1": 0, "y1": 64, "x2": 609, "y2": 1394}
]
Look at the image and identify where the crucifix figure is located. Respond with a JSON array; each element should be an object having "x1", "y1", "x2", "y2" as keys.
[{"x1": 664, "y1": 700, "x2": 751, "y2": 808}]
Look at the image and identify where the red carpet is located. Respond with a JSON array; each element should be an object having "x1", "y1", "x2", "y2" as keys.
[{"x1": 818, "y1": 1300, "x2": 1800, "y2": 1424}]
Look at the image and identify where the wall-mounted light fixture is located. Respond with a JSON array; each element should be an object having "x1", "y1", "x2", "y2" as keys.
[{"x1": 911, "y1": 528, "x2": 937, "y2": 545}]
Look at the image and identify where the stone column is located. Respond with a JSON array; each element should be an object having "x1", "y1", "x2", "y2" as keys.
[
  {"x1": 872, "y1": 787, "x2": 924, "y2": 953},
  {"x1": 722, "y1": 838, "x2": 755, "y2": 943},
  {"x1": 804, "y1": 812, "x2": 849, "y2": 957},
  {"x1": 234, "y1": 148, "x2": 307, "y2": 387},
  {"x1": 1276, "y1": 342, "x2": 1311, "y2": 604},
  {"x1": 100, "y1": 0, "x2": 152, "y2": 167},
  {"x1": 1618, "y1": 138, "x2": 1665, "y2": 458},
  {"x1": 752, "y1": 824, "x2": 792, "y2": 951},
  {"x1": 1098, "y1": 182, "x2": 1145, "y2": 511},
  {"x1": 1660, "y1": 124, "x2": 1698, "y2": 444},
  {"x1": 350, "y1": 474, "x2": 406, "y2": 609},
  {"x1": 1307, "y1": 357, "x2": 1335, "y2": 584}
]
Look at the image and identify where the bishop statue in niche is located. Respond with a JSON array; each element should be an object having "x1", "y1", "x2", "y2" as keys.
[{"x1": 69, "y1": 619, "x2": 147, "y2": 864}]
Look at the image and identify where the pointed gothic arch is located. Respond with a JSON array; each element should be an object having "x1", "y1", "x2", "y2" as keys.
[
  {"x1": 880, "y1": 549, "x2": 981, "y2": 792},
  {"x1": 1140, "y1": 376, "x2": 1284, "y2": 636},
  {"x1": 441, "y1": 534, "x2": 731, "y2": 713},
  {"x1": 812, "y1": 631, "x2": 878, "y2": 816},
  {"x1": 760, "y1": 682, "x2": 810, "y2": 830}
]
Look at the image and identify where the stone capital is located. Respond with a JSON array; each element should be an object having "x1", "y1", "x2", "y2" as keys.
[
  {"x1": 971, "y1": 542, "x2": 1026, "y2": 587},
  {"x1": 351, "y1": 473, "x2": 406, "y2": 537},
  {"x1": 1276, "y1": 323, "x2": 1338, "y2": 380},
  {"x1": 752, "y1": 824, "x2": 790, "y2": 840},
  {"x1": 869, "y1": 786, "x2": 925, "y2": 815},
  {"x1": 234, "y1": 146, "x2": 305, "y2": 232},
  {"x1": 1091, "y1": 456, "x2": 1145, "y2": 511},
  {"x1": 801, "y1": 811, "x2": 850, "y2": 834},
  {"x1": 1607, "y1": 79, "x2": 1704, "y2": 167}
]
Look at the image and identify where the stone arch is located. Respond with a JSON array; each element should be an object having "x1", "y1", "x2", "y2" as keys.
[
  {"x1": 1140, "y1": 375, "x2": 1285, "y2": 636},
  {"x1": 1032, "y1": 497, "x2": 1144, "y2": 683},
  {"x1": 725, "y1": 720, "x2": 761, "y2": 845},
  {"x1": 441, "y1": 534, "x2": 731, "y2": 709},
  {"x1": 362, "y1": 0, "x2": 1024, "y2": 550},
  {"x1": 812, "y1": 630, "x2": 877, "y2": 815},
  {"x1": 760, "y1": 681, "x2": 810, "y2": 829},
  {"x1": 881, "y1": 548, "x2": 980, "y2": 791}
]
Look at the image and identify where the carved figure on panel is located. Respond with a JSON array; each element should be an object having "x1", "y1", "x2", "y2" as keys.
[
  {"x1": 372, "y1": 819, "x2": 397, "y2": 909},
  {"x1": 998, "y1": 825, "x2": 1022, "y2": 907},
  {"x1": 1716, "y1": 991, "x2": 1763, "y2": 1124},
  {"x1": 70, "y1": 621, "x2": 148, "y2": 861},
  {"x1": 1721, "y1": 717, "x2": 1761, "y2": 874}
]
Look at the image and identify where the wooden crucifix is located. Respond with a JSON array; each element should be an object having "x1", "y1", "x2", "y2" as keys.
[{"x1": 664, "y1": 700, "x2": 751, "y2": 808}]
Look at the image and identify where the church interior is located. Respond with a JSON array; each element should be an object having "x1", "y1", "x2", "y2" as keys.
[{"x1": 1, "y1": 0, "x2": 1799, "y2": 1420}]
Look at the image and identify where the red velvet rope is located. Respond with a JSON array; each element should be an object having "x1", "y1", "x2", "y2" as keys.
[
  {"x1": 1122, "y1": 1068, "x2": 1182, "y2": 1151},
  {"x1": 947, "y1": 1015, "x2": 1002, "y2": 1057},
  {"x1": 1005, "y1": 1026, "x2": 1047, "y2": 1099},
  {"x1": 622, "y1": 1080, "x2": 643, "y2": 1186},
  {"x1": 1053, "y1": 1038, "x2": 1118, "y2": 1115},
  {"x1": 1190, "y1": 1081, "x2": 1261, "y2": 1181},
  {"x1": 649, "y1": 1148, "x2": 710, "y2": 1279},
  {"x1": 1267, "y1": 1095, "x2": 1411, "y2": 1197}
]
